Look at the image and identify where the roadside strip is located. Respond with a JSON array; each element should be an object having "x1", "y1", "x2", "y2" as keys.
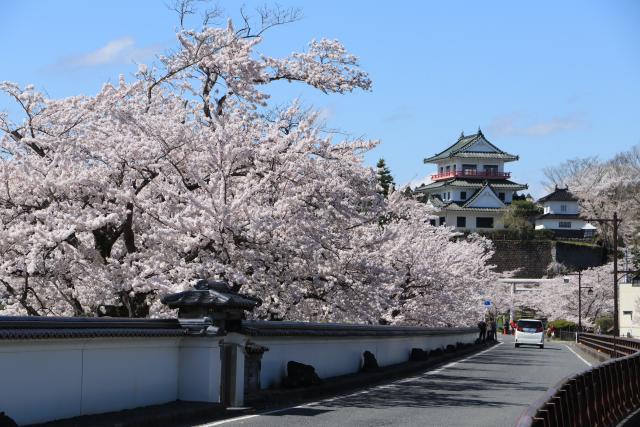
[
  {"x1": 200, "y1": 341, "x2": 505, "y2": 426},
  {"x1": 564, "y1": 344, "x2": 593, "y2": 367}
]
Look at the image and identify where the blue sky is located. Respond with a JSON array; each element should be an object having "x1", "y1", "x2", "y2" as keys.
[{"x1": 2, "y1": 0, "x2": 639, "y2": 197}]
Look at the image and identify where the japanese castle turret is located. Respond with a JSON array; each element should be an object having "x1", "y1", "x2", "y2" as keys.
[{"x1": 415, "y1": 129, "x2": 527, "y2": 230}]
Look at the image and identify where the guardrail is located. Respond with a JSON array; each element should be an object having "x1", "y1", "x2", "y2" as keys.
[
  {"x1": 516, "y1": 334, "x2": 640, "y2": 427},
  {"x1": 579, "y1": 333, "x2": 640, "y2": 358}
]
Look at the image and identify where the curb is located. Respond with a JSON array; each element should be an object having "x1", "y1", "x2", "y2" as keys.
[{"x1": 246, "y1": 341, "x2": 496, "y2": 409}]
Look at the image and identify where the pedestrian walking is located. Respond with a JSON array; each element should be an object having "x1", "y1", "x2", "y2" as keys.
[{"x1": 490, "y1": 319, "x2": 497, "y2": 341}]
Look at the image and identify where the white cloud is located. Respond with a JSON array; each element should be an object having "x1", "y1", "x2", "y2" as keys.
[
  {"x1": 383, "y1": 105, "x2": 415, "y2": 123},
  {"x1": 488, "y1": 111, "x2": 587, "y2": 137},
  {"x1": 75, "y1": 37, "x2": 135, "y2": 66},
  {"x1": 49, "y1": 37, "x2": 160, "y2": 70}
]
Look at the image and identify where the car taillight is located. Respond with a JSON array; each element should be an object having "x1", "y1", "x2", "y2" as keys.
[
  {"x1": 517, "y1": 326, "x2": 523, "y2": 332},
  {"x1": 536, "y1": 327, "x2": 544, "y2": 333}
]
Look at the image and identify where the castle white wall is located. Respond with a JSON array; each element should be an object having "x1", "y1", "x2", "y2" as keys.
[
  {"x1": 543, "y1": 201, "x2": 579, "y2": 215},
  {"x1": 535, "y1": 218, "x2": 587, "y2": 230},
  {"x1": 443, "y1": 212, "x2": 505, "y2": 231}
]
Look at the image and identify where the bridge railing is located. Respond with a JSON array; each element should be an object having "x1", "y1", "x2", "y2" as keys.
[
  {"x1": 578, "y1": 332, "x2": 640, "y2": 358},
  {"x1": 516, "y1": 334, "x2": 640, "y2": 427}
]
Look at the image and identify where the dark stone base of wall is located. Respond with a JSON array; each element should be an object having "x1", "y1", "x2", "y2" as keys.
[
  {"x1": 490, "y1": 239, "x2": 606, "y2": 278},
  {"x1": 490, "y1": 240, "x2": 554, "y2": 278}
]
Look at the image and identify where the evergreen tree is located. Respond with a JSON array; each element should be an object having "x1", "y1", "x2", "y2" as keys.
[{"x1": 376, "y1": 158, "x2": 395, "y2": 197}]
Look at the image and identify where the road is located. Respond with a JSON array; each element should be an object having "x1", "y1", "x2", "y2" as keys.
[{"x1": 200, "y1": 335, "x2": 592, "y2": 427}]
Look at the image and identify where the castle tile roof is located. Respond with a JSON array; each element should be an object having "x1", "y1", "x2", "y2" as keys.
[{"x1": 424, "y1": 131, "x2": 519, "y2": 163}]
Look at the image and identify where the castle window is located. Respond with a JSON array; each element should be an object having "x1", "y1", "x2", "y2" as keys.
[
  {"x1": 484, "y1": 165, "x2": 498, "y2": 173},
  {"x1": 559, "y1": 221, "x2": 572, "y2": 228},
  {"x1": 498, "y1": 192, "x2": 505, "y2": 201},
  {"x1": 460, "y1": 191, "x2": 467, "y2": 200},
  {"x1": 457, "y1": 216, "x2": 466, "y2": 227},
  {"x1": 476, "y1": 217, "x2": 494, "y2": 228},
  {"x1": 429, "y1": 219, "x2": 436, "y2": 226},
  {"x1": 447, "y1": 192, "x2": 450, "y2": 200},
  {"x1": 439, "y1": 217, "x2": 446, "y2": 226},
  {"x1": 561, "y1": 204, "x2": 567, "y2": 212}
]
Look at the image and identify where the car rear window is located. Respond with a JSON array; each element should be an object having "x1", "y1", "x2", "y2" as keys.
[{"x1": 518, "y1": 320, "x2": 542, "y2": 329}]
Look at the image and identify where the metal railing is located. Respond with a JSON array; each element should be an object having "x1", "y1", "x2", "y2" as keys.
[
  {"x1": 553, "y1": 330, "x2": 577, "y2": 342},
  {"x1": 579, "y1": 333, "x2": 640, "y2": 358},
  {"x1": 516, "y1": 334, "x2": 640, "y2": 426}
]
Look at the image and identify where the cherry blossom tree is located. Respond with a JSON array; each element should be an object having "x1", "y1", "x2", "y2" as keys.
[
  {"x1": 513, "y1": 263, "x2": 615, "y2": 327},
  {"x1": 0, "y1": 7, "x2": 497, "y2": 324},
  {"x1": 543, "y1": 147, "x2": 640, "y2": 246}
]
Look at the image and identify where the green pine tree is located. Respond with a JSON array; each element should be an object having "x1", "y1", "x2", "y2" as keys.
[{"x1": 376, "y1": 158, "x2": 395, "y2": 197}]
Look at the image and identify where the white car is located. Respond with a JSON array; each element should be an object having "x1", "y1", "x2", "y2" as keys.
[{"x1": 515, "y1": 319, "x2": 545, "y2": 349}]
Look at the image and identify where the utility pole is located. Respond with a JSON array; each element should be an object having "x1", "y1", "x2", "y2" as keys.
[
  {"x1": 587, "y1": 212, "x2": 622, "y2": 337},
  {"x1": 613, "y1": 212, "x2": 619, "y2": 337},
  {"x1": 564, "y1": 271, "x2": 591, "y2": 333},
  {"x1": 578, "y1": 271, "x2": 582, "y2": 332}
]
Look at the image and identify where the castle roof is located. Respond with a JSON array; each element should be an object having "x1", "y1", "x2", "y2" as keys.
[
  {"x1": 424, "y1": 130, "x2": 519, "y2": 163},
  {"x1": 537, "y1": 187, "x2": 579, "y2": 203},
  {"x1": 425, "y1": 182, "x2": 508, "y2": 212},
  {"x1": 415, "y1": 178, "x2": 527, "y2": 193}
]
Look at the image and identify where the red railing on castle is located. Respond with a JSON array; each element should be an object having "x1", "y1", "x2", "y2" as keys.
[{"x1": 430, "y1": 170, "x2": 511, "y2": 181}]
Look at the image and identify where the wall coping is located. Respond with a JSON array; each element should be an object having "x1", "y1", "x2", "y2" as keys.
[
  {"x1": 240, "y1": 320, "x2": 476, "y2": 337},
  {"x1": 0, "y1": 316, "x2": 478, "y2": 340},
  {"x1": 0, "y1": 316, "x2": 186, "y2": 340}
]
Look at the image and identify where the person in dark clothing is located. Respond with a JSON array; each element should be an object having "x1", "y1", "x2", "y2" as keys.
[
  {"x1": 477, "y1": 320, "x2": 487, "y2": 342},
  {"x1": 489, "y1": 320, "x2": 497, "y2": 341}
]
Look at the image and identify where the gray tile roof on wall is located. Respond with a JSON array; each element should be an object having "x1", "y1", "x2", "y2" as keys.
[
  {"x1": 161, "y1": 279, "x2": 261, "y2": 311},
  {"x1": 240, "y1": 320, "x2": 476, "y2": 337},
  {"x1": 536, "y1": 213, "x2": 583, "y2": 220},
  {"x1": 0, "y1": 316, "x2": 186, "y2": 340}
]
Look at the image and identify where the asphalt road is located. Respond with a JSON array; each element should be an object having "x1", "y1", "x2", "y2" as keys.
[{"x1": 201, "y1": 335, "x2": 591, "y2": 427}]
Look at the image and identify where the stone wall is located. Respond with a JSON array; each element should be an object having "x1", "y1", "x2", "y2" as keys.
[
  {"x1": 555, "y1": 241, "x2": 606, "y2": 271},
  {"x1": 490, "y1": 240, "x2": 554, "y2": 278},
  {"x1": 490, "y1": 239, "x2": 606, "y2": 278}
]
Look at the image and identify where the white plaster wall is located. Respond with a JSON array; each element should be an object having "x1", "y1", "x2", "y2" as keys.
[
  {"x1": 178, "y1": 337, "x2": 221, "y2": 403},
  {"x1": 0, "y1": 336, "x2": 220, "y2": 426},
  {"x1": 544, "y1": 201, "x2": 579, "y2": 215},
  {"x1": 445, "y1": 212, "x2": 505, "y2": 231},
  {"x1": 535, "y1": 218, "x2": 586, "y2": 230},
  {"x1": 243, "y1": 332, "x2": 476, "y2": 389}
]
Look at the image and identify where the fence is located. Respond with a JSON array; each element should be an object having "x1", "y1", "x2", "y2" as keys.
[
  {"x1": 579, "y1": 333, "x2": 640, "y2": 358},
  {"x1": 553, "y1": 330, "x2": 576, "y2": 342},
  {"x1": 516, "y1": 334, "x2": 640, "y2": 426}
]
